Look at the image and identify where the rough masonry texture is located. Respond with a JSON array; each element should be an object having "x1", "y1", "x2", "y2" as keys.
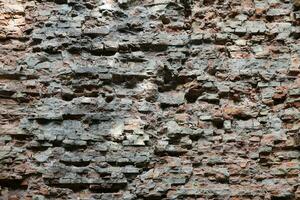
[{"x1": 0, "y1": 0, "x2": 300, "y2": 199}]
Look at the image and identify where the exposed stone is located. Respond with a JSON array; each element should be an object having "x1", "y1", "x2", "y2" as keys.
[
  {"x1": 158, "y1": 92, "x2": 185, "y2": 107},
  {"x1": 0, "y1": 0, "x2": 299, "y2": 199}
]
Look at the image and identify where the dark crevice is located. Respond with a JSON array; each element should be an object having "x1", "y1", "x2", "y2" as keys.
[
  {"x1": 0, "y1": 179, "x2": 27, "y2": 189},
  {"x1": 89, "y1": 183, "x2": 127, "y2": 193},
  {"x1": 271, "y1": 195, "x2": 294, "y2": 200},
  {"x1": 60, "y1": 161, "x2": 91, "y2": 167},
  {"x1": 62, "y1": 114, "x2": 85, "y2": 120}
]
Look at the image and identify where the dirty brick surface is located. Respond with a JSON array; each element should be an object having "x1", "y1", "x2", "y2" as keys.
[{"x1": 0, "y1": 0, "x2": 300, "y2": 199}]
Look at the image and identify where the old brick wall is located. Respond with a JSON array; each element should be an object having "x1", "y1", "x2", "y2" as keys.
[{"x1": 0, "y1": 0, "x2": 300, "y2": 199}]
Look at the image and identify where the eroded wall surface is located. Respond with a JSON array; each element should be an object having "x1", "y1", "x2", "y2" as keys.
[{"x1": 0, "y1": 0, "x2": 300, "y2": 199}]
